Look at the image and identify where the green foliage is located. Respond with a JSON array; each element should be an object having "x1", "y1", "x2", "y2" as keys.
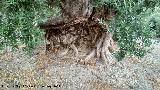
[
  {"x1": 147, "y1": 7, "x2": 160, "y2": 37},
  {"x1": 94, "y1": 0, "x2": 160, "y2": 60},
  {"x1": 0, "y1": 0, "x2": 52, "y2": 53}
]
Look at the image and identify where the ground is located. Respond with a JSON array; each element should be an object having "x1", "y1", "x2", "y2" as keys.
[{"x1": 0, "y1": 39, "x2": 160, "y2": 90}]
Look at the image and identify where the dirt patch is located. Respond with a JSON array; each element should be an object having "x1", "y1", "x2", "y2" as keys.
[{"x1": 0, "y1": 40, "x2": 160, "y2": 90}]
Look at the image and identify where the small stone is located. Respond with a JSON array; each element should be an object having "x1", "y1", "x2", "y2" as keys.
[{"x1": 157, "y1": 78, "x2": 160, "y2": 83}]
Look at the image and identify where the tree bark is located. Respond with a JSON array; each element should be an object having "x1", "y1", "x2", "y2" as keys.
[{"x1": 40, "y1": 0, "x2": 117, "y2": 65}]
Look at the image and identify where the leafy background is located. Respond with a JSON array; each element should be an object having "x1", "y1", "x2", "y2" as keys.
[
  {"x1": 94, "y1": 0, "x2": 160, "y2": 60},
  {"x1": 0, "y1": 0, "x2": 53, "y2": 53}
]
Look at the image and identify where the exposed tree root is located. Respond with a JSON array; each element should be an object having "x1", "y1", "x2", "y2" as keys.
[
  {"x1": 83, "y1": 32, "x2": 116, "y2": 65},
  {"x1": 85, "y1": 49, "x2": 96, "y2": 61},
  {"x1": 59, "y1": 48, "x2": 69, "y2": 57},
  {"x1": 70, "y1": 44, "x2": 79, "y2": 57},
  {"x1": 39, "y1": 0, "x2": 118, "y2": 65},
  {"x1": 40, "y1": 17, "x2": 117, "y2": 65}
]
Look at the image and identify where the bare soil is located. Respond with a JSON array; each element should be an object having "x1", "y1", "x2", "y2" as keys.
[{"x1": 0, "y1": 39, "x2": 160, "y2": 90}]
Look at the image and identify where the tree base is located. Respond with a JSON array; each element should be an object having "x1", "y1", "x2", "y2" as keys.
[{"x1": 40, "y1": 16, "x2": 117, "y2": 65}]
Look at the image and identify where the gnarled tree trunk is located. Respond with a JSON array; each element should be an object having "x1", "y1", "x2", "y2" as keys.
[{"x1": 40, "y1": 0, "x2": 117, "y2": 65}]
